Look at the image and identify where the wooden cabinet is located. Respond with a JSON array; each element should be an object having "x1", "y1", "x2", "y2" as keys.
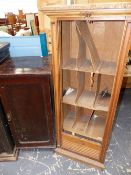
[
  {"x1": 42, "y1": 2, "x2": 131, "y2": 168},
  {"x1": 0, "y1": 57, "x2": 55, "y2": 148}
]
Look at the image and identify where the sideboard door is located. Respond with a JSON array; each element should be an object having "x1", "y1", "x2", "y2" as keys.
[{"x1": 0, "y1": 75, "x2": 55, "y2": 148}]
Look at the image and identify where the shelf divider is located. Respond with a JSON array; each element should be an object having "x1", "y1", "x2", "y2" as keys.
[
  {"x1": 76, "y1": 21, "x2": 100, "y2": 71},
  {"x1": 76, "y1": 24, "x2": 93, "y2": 72}
]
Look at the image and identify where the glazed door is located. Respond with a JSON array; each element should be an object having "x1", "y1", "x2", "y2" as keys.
[{"x1": 0, "y1": 75, "x2": 55, "y2": 148}]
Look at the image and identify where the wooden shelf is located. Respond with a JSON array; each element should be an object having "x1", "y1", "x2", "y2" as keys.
[
  {"x1": 62, "y1": 58, "x2": 77, "y2": 70},
  {"x1": 63, "y1": 105, "x2": 107, "y2": 143},
  {"x1": 77, "y1": 90, "x2": 96, "y2": 109},
  {"x1": 86, "y1": 111, "x2": 106, "y2": 142},
  {"x1": 73, "y1": 108, "x2": 93, "y2": 136},
  {"x1": 97, "y1": 61, "x2": 117, "y2": 75},
  {"x1": 61, "y1": 21, "x2": 123, "y2": 75},
  {"x1": 78, "y1": 59, "x2": 93, "y2": 72},
  {"x1": 74, "y1": 110, "x2": 107, "y2": 142},
  {"x1": 76, "y1": 72, "x2": 97, "y2": 108},
  {"x1": 73, "y1": 115, "x2": 91, "y2": 133},
  {"x1": 63, "y1": 88, "x2": 77, "y2": 105},
  {"x1": 94, "y1": 95, "x2": 110, "y2": 111},
  {"x1": 62, "y1": 71, "x2": 113, "y2": 111},
  {"x1": 62, "y1": 59, "x2": 117, "y2": 75}
]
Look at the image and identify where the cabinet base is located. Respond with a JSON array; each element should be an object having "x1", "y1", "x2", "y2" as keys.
[
  {"x1": 0, "y1": 147, "x2": 19, "y2": 162},
  {"x1": 55, "y1": 148, "x2": 104, "y2": 169}
]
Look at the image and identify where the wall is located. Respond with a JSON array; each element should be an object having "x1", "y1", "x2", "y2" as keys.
[{"x1": 0, "y1": 0, "x2": 37, "y2": 18}]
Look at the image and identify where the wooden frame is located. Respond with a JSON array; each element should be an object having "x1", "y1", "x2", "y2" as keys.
[
  {"x1": 41, "y1": 3, "x2": 131, "y2": 168},
  {"x1": 0, "y1": 147, "x2": 18, "y2": 162}
]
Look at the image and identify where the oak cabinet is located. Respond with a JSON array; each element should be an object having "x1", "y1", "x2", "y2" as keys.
[
  {"x1": 0, "y1": 57, "x2": 55, "y2": 148},
  {"x1": 42, "y1": 3, "x2": 131, "y2": 168}
]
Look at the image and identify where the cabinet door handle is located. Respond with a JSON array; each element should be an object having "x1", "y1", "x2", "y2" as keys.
[{"x1": 7, "y1": 112, "x2": 11, "y2": 122}]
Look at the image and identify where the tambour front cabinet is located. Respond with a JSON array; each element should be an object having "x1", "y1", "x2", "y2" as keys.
[{"x1": 40, "y1": 2, "x2": 131, "y2": 168}]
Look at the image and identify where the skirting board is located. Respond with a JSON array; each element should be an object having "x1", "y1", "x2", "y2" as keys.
[
  {"x1": 0, "y1": 147, "x2": 19, "y2": 162},
  {"x1": 55, "y1": 148, "x2": 104, "y2": 169}
]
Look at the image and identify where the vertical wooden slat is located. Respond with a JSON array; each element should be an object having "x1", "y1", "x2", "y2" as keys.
[
  {"x1": 51, "y1": 19, "x2": 62, "y2": 146},
  {"x1": 76, "y1": 21, "x2": 100, "y2": 71}
]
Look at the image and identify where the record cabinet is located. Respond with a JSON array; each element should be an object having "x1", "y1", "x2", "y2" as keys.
[{"x1": 41, "y1": 2, "x2": 131, "y2": 168}]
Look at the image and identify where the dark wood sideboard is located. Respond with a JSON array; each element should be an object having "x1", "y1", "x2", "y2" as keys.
[{"x1": 0, "y1": 56, "x2": 55, "y2": 149}]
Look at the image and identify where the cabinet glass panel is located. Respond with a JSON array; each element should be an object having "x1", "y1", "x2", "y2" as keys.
[
  {"x1": 62, "y1": 70, "x2": 114, "y2": 111},
  {"x1": 61, "y1": 21, "x2": 124, "y2": 74},
  {"x1": 62, "y1": 104, "x2": 107, "y2": 143},
  {"x1": 61, "y1": 20, "x2": 125, "y2": 144}
]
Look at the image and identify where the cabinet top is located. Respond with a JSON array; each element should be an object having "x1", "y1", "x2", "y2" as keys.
[
  {"x1": 0, "y1": 56, "x2": 51, "y2": 76},
  {"x1": 39, "y1": 1, "x2": 131, "y2": 19}
]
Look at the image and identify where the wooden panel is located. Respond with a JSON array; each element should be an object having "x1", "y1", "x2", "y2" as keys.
[
  {"x1": 62, "y1": 21, "x2": 71, "y2": 68},
  {"x1": 0, "y1": 147, "x2": 18, "y2": 162},
  {"x1": 51, "y1": 20, "x2": 62, "y2": 146},
  {"x1": 62, "y1": 133, "x2": 101, "y2": 160},
  {"x1": 89, "y1": 21, "x2": 124, "y2": 61},
  {"x1": 70, "y1": 21, "x2": 79, "y2": 60},
  {"x1": 62, "y1": 21, "x2": 79, "y2": 70},
  {"x1": 76, "y1": 0, "x2": 131, "y2": 3},
  {"x1": 62, "y1": 70, "x2": 78, "y2": 105},
  {"x1": 0, "y1": 76, "x2": 54, "y2": 148}
]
